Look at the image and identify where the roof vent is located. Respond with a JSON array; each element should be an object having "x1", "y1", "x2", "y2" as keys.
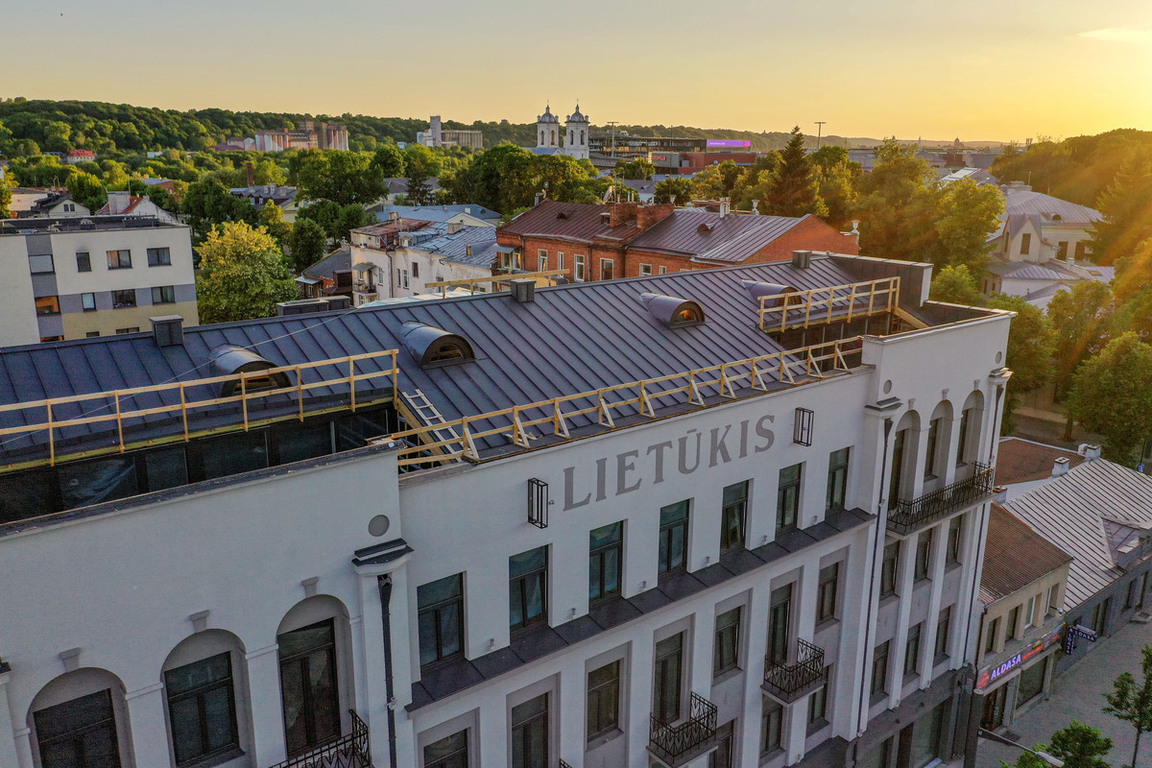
[
  {"x1": 208, "y1": 345, "x2": 290, "y2": 397},
  {"x1": 400, "y1": 322, "x2": 475, "y2": 368},
  {"x1": 742, "y1": 280, "x2": 799, "y2": 306},
  {"x1": 697, "y1": 223, "x2": 713, "y2": 234},
  {"x1": 557, "y1": 212, "x2": 568, "y2": 220},
  {"x1": 640, "y1": 292, "x2": 705, "y2": 328},
  {"x1": 150, "y1": 315, "x2": 184, "y2": 347},
  {"x1": 510, "y1": 279, "x2": 536, "y2": 304},
  {"x1": 792, "y1": 250, "x2": 812, "y2": 269}
]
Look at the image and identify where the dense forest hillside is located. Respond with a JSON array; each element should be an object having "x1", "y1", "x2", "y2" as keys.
[{"x1": 0, "y1": 97, "x2": 953, "y2": 156}]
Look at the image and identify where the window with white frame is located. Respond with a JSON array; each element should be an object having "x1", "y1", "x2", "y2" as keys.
[{"x1": 574, "y1": 254, "x2": 586, "y2": 281}]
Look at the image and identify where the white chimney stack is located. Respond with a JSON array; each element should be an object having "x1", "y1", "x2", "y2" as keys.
[
  {"x1": 1052, "y1": 457, "x2": 1071, "y2": 477},
  {"x1": 1078, "y1": 444, "x2": 1102, "y2": 461},
  {"x1": 719, "y1": 197, "x2": 730, "y2": 218}
]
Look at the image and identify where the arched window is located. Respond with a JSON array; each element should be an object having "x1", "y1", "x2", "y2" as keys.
[
  {"x1": 540, "y1": 130, "x2": 544, "y2": 145},
  {"x1": 580, "y1": 130, "x2": 585, "y2": 145},
  {"x1": 958, "y1": 390, "x2": 985, "y2": 468},
  {"x1": 889, "y1": 410, "x2": 921, "y2": 508},
  {"x1": 925, "y1": 400, "x2": 954, "y2": 482},
  {"x1": 550, "y1": 129, "x2": 556, "y2": 146},
  {"x1": 29, "y1": 668, "x2": 135, "y2": 768},
  {"x1": 162, "y1": 630, "x2": 253, "y2": 768},
  {"x1": 276, "y1": 596, "x2": 356, "y2": 757}
]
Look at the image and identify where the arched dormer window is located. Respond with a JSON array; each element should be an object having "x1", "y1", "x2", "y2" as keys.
[
  {"x1": 401, "y1": 322, "x2": 475, "y2": 368},
  {"x1": 208, "y1": 345, "x2": 290, "y2": 397},
  {"x1": 640, "y1": 293, "x2": 706, "y2": 328}
]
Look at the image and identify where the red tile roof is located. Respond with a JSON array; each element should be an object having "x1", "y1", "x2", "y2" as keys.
[
  {"x1": 980, "y1": 503, "x2": 1073, "y2": 604},
  {"x1": 995, "y1": 437, "x2": 1084, "y2": 485}
]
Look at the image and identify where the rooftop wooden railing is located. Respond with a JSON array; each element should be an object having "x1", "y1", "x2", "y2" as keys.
[
  {"x1": 391, "y1": 337, "x2": 864, "y2": 468},
  {"x1": 424, "y1": 269, "x2": 569, "y2": 297},
  {"x1": 758, "y1": 277, "x2": 900, "y2": 333},
  {"x1": 0, "y1": 349, "x2": 399, "y2": 472}
]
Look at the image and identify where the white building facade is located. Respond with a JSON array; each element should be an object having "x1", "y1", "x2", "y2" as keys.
[{"x1": 0, "y1": 255, "x2": 1010, "y2": 768}]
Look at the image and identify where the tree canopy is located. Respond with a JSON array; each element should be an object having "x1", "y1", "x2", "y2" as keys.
[
  {"x1": 195, "y1": 221, "x2": 298, "y2": 323},
  {"x1": 1103, "y1": 643, "x2": 1152, "y2": 768},
  {"x1": 1002, "y1": 720, "x2": 1112, "y2": 768},
  {"x1": 1066, "y1": 332, "x2": 1152, "y2": 463}
]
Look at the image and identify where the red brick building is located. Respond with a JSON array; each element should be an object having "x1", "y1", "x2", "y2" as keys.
[{"x1": 496, "y1": 199, "x2": 859, "y2": 281}]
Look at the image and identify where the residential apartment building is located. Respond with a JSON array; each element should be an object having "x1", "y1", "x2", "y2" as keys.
[
  {"x1": 0, "y1": 254, "x2": 1010, "y2": 768},
  {"x1": 0, "y1": 216, "x2": 198, "y2": 346},
  {"x1": 498, "y1": 199, "x2": 859, "y2": 282}
]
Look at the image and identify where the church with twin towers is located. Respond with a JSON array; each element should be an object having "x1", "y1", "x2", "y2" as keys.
[{"x1": 534, "y1": 103, "x2": 590, "y2": 161}]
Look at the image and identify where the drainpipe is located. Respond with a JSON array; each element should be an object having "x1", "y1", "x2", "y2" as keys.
[
  {"x1": 377, "y1": 575, "x2": 399, "y2": 768},
  {"x1": 854, "y1": 416, "x2": 895, "y2": 762}
]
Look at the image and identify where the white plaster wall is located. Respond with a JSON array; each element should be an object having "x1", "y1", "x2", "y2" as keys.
[{"x1": 0, "y1": 237, "x2": 41, "y2": 347}]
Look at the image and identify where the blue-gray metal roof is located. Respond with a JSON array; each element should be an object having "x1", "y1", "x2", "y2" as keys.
[
  {"x1": 376, "y1": 204, "x2": 502, "y2": 223},
  {"x1": 628, "y1": 209, "x2": 806, "y2": 261},
  {"x1": 0, "y1": 257, "x2": 873, "y2": 464}
]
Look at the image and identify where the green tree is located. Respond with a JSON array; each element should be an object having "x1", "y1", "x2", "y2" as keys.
[
  {"x1": 1103, "y1": 643, "x2": 1152, "y2": 768},
  {"x1": 66, "y1": 171, "x2": 106, "y2": 212},
  {"x1": 336, "y1": 204, "x2": 370, "y2": 243},
  {"x1": 1002, "y1": 720, "x2": 1112, "y2": 768},
  {"x1": 296, "y1": 150, "x2": 385, "y2": 206},
  {"x1": 288, "y1": 218, "x2": 328, "y2": 273},
  {"x1": 930, "y1": 264, "x2": 983, "y2": 305},
  {"x1": 614, "y1": 158, "x2": 656, "y2": 180},
  {"x1": 854, "y1": 138, "x2": 938, "y2": 262},
  {"x1": 810, "y1": 147, "x2": 860, "y2": 229},
  {"x1": 183, "y1": 177, "x2": 259, "y2": 243},
  {"x1": 0, "y1": 184, "x2": 11, "y2": 219},
  {"x1": 654, "y1": 177, "x2": 692, "y2": 205},
  {"x1": 371, "y1": 143, "x2": 406, "y2": 178},
  {"x1": 1066, "y1": 332, "x2": 1152, "y2": 463},
  {"x1": 195, "y1": 221, "x2": 297, "y2": 323},
  {"x1": 690, "y1": 165, "x2": 727, "y2": 200},
  {"x1": 1047, "y1": 281, "x2": 1114, "y2": 399},
  {"x1": 764, "y1": 126, "x2": 825, "y2": 218},
  {"x1": 258, "y1": 201, "x2": 291, "y2": 247},
  {"x1": 929, "y1": 178, "x2": 1005, "y2": 270},
  {"x1": 987, "y1": 294, "x2": 1055, "y2": 433},
  {"x1": 1090, "y1": 155, "x2": 1152, "y2": 266},
  {"x1": 403, "y1": 145, "x2": 442, "y2": 206}
]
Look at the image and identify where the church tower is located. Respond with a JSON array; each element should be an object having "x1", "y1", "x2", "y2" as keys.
[
  {"x1": 565, "y1": 103, "x2": 590, "y2": 161},
  {"x1": 536, "y1": 104, "x2": 559, "y2": 150}
]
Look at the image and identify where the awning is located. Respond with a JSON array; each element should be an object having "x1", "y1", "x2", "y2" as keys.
[
  {"x1": 294, "y1": 276, "x2": 320, "y2": 285},
  {"x1": 495, "y1": 245, "x2": 516, "y2": 254},
  {"x1": 351, "y1": 262, "x2": 374, "y2": 272}
]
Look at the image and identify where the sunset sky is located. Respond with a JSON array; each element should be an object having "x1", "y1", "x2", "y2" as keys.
[{"x1": 8, "y1": 0, "x2": 1152, "y2": 142}]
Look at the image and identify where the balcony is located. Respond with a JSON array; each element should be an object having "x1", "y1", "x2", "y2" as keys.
[
  {"x1": 887, "y1": 462, "x2": 995, "y2": 535},
  {"x1": 648, "y1": 692, "x2": 719, "y2": 767},
  {"x1": 267, "y1": 710, "x2": 371, "y2": 768},
  {"x1": 762, "y1": 638, "x2": 826, "y2": 703}
]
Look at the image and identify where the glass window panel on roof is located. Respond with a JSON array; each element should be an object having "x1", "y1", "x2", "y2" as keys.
[{"x1": 58, "y1": 455, "x2": 138, "y2": 509}]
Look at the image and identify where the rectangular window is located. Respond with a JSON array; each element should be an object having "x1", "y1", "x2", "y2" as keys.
[
  {"x1": 115, "y1": 327, "x2": 140, "y2": 334},
  {"x1": 411, "y1": 262, "x2": 419, "y2": 279},
  {"x1": 1138, "y1": 574, "x2": 1147, "y2": 609},
  {"x1": 1024, "y1": 595, "x2": 1037, "y2": 628},
  {"x1": 1126, "y1": 579, "x2": 1139, "y2": 610},
  {"x1": 871, "y1": 641, "x2": 890, "y2": 696},
  {"x1": 881, "y1": 541, "x2": 900, "y2": 597},
  {"x1": 639, "y1": 263, "x2": 653, "y2": 276},
  {"x1": 817, "y1": 562, "x2": 840, "y2": 622},
  {"x1": 658, "y1": 500, "x2": 689, "y2": 575},
  {"x1": 653, "y1": 633, "x2": 683, "y2": 722},
  {"x1": 165, "y1": 652, "x2": 239, "y2": 767},
  {"x1": 720, "y1": 481, "x2": 748, "y2": 551},
  {"x1": 556, "y1": 252, "x2": 564, "y2": 271},
  {"x1": 925, "y1": 418, "x2": 942, "y2": 478},
  {"x1": 417, "y1": 573, "x2": 464, "y2": 667},
  {"x1": 574, "y1": 254, "x2": 586, "y2": 281},
  {"x1": 538, "y1": 253, "x2": 548, "y2": 272},
  {"x1": 586, "y1": 661, "x2": 620, "y2": 740},
  {"x1": 588, "y1": 522, "x2": 623, "y2": 604},
  {"x1": 777, "y1": 463, "x2": 802, "y2": 533},
  {"x1": 423, "y1": 729, "x2": 468, "y2": 768},
  {"x1": 905, "y1": 624, "x2": 922, "y2": 677},
  {"x1": 112, "y1": 289, "x2": 137, "y2": 309},
  {"x1": 1092, "y1": 597, "x2": 1112, "y2": 634},
  {"x1": 709, "y1": 721, "x2": 735, "y2": 768},
  {"x1": 29, "y1": 254, "x2": 55, "y2": 274},
  {"x1": 658, "y1": 266, "x2": 667, "y2": 275},
  {"x1": 1057, "y1": 241, "x2": 1069, "y2": 260},
  {"x1": 1020, "y1": 233, "x2": 1032, "y2": 255},
  {"x1": 947, "y1": 515, "x2": 963, "y2": 564},
  {"x1": 914, "y1": 530, "x2": 932, "y2": 581},
  {"x1": 1006, "y1": 605, "x2": 1021, "y2": 641},
  {"x1": 768, "y1": 584, "x2": 792, "y2": 665},
  {"x1": 76, "y1": 252, "x2": 92, "y2": 272},
  {"x1": 1050, "y1": 583, "x2": 1063, "y2": 614},
  {"x1": 147, "y1": 247, "x2": 172, "y2": 266},
  {"x1": 935, "y1": 606, "x2": 952, "y2": 659},
  {"x1": 86, "y1": 331, "x2": 101, "y2": 338},
  {"x1": 510, "y1": 694, "x2": 549, "y2": 768},
  {"x1": 1017, "y1": 657, "x2": 1048, "y2": 706},
  {"x1": 985, "y1": 617, "x2": 1000, "y2": 654},
  {"x1": 33, "y1": 690, "x2": 120, "y2": 768},
  {"x1": 81, "y1": 292, "x2": 97, "y2": 312},
  {"x1": 713, "y1": 607, "x2": 741, "y2": 676},
  {"x1": 600, "y1": 258, "x2": 615, "y2": 280},
  {"x1": 35, "y1": 296, "x2": 61, "y2": 316},
  {"x1": 826, "y1": 447, "x2": 850, "y2": 510},
  {"x1": 889, "y1": 429, "x2": 907, "y2": 506},
  {"x1": 152, "y1": 285, "x2": 176, "y2": 304},
  {"x1": 808, "y1": 668, "x2": 830, "y2": 728},
  {"x1": 760, "y1": 697, "x2": 783, "y2": 755},
  {"x1": 106, "y1": 249, "x2": 132, "y2": 269},
  {"x1": 509, "y1": 546, "x2": 548, "y2": 631}
]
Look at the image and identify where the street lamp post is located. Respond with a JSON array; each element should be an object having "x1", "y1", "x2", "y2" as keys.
[
  {"x1": 815, "y1": 121, "x2": 826, "y2": 150},
  {"x1": 978, "y1": 728, "x2": 1064, "y2": 767}
]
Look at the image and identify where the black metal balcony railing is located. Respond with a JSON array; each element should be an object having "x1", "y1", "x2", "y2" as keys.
[
  {"x1": 267, "y1": 710, "x2": 371, "y2": 768},
  {"x1": 559, "y1": 761, "x2": 574, "y2": 768},
  {"x1": 649, "y1": 692, "x2": 719, "y2": 766},
  {"x1": 888, "y1": 462, "x2": 995, "y2": 535},
  {"x1": 762, "y1": 638, "x2": 826, "y2": 702}
]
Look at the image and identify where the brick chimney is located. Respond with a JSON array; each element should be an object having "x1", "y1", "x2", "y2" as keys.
[
  {"x1": 609, "y1": 202, "x2": 639, "y2": 228},
  {"x1": 636, "y1": 204, "x2": 675, "y2": 231},
  {"x1": 246, "y1": 162, "x2": 255, "y2": 188}
]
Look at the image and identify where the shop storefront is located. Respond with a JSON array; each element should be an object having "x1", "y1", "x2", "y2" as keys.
[{"x1": 974, "y1": 623, "x2": 1065, "y2": 730}]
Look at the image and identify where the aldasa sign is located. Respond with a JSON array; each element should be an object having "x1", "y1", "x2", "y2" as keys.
[{"x1": 975, "y1": 624, "x2": 1065, "y2": 691}]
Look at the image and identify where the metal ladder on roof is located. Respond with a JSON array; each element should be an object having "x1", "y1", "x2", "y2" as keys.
[{"x1": 399, "y1": 389, "x2": 460, "y2": 448}]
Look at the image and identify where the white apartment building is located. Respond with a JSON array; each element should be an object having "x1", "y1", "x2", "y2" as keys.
[
  {"x1": 0, "y1": 216, "x2": 198, "y2": 346},
  {"x1": 0, "y1": 253, "x2": 1010, "y2": 768},
  {"x1": 350, "y1": 220, "x2": 498, "y2": 302}
]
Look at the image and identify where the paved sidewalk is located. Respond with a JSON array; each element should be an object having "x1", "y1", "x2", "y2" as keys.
[{"x1": 974, "y1": 618, "x2": 1152, "y2": 767}]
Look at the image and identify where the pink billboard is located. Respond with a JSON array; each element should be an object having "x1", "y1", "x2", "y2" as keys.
[{"x1": 706, "y1": 139, "x2": 752, "y2": 148}]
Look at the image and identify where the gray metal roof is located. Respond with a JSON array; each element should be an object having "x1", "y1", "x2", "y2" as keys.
[
  {"x1": 628, "y1": 209, "x2": 806, "y2": 262},
  {"x1": 302, "y1": 246, "x2": 351, "y2": 281},
  {"x1": 0, "y1": 257, "x2": 873, "y2": 464},
  {"x1": 1003, "y1": 188, "x2": 1102, "y2": 226},
  {"x1": 376, "y1": 204, "x2": 501, "y2": 223},
  {"x1": 1003, "y1": 459, "x2": 1152, "y2": 609}
]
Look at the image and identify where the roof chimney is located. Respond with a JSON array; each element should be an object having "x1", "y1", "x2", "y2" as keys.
[
  {"x1": 510, "y1": 278, "x2": 536, "y2": 303},
  {"x1": 448, "y1": 221, "x2": 464, "y2": 235},
  {"x1": 719, "y1": 197, "x2": 730, "y2": 218},
  {"x1": 751, "y1": 199, "x2": 759, "y2": 214},
  {"x1": 1052, "y1": 456, "x2": 1071, "y2": 477},
  {"x1": 246, "y1": 161, "x2": 255, "y2": 188},
  {"x1": 150, "y1": 315, "x2": 185, "y2": 347},
  {"x1": 791, "y1": 250, "x2": 812, "y2": 269},
  {"x1": 1078, "y1": 443, "x2": 1102, "y2": 461}
]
